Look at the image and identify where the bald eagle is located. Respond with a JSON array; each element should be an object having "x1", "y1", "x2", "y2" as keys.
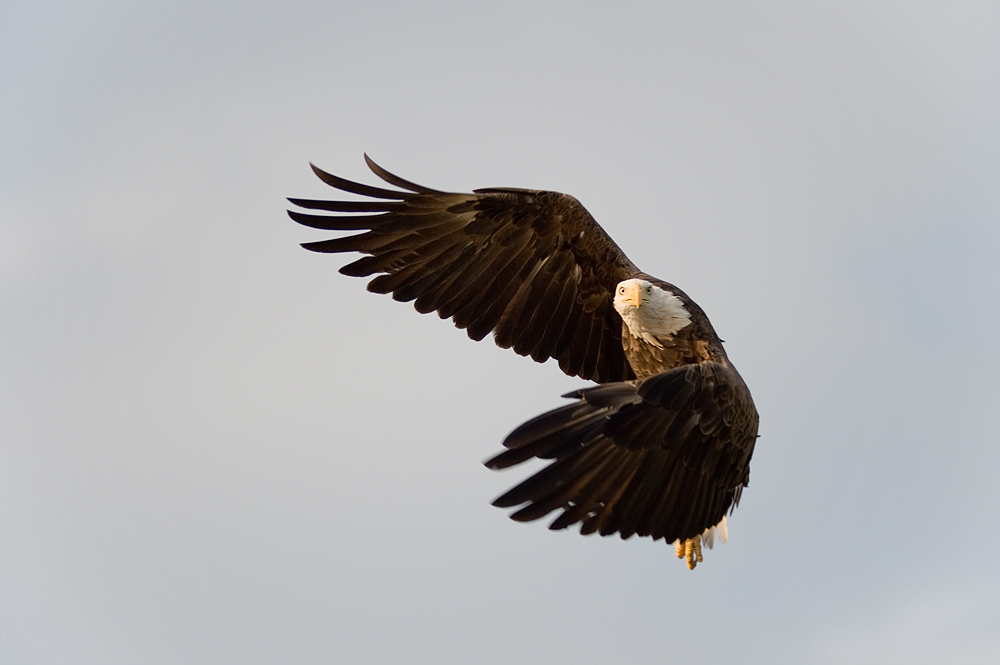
[{"x1": 289, "y1": 156, "x2": 759, "y2": 569}]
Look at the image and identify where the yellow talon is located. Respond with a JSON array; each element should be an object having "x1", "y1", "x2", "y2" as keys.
[
  {"x1": 690, "y1": 539, "x2": 703, "y2": 569},
  {"x1": 674, "y1": 538, "x2": 704, "y2": 570}
]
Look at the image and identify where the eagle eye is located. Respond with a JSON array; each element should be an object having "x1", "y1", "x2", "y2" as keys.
[
  {"x1": 646, "y1": 286, "x2": 652, "y2": 294},
  {"x1": 618, "y1": 286, "x2": 625, "y2": 294}
]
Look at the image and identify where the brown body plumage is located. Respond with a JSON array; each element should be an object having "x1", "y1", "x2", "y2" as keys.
[{"x1": 289, "y1": 156, "x2": 759, "y2": 568}]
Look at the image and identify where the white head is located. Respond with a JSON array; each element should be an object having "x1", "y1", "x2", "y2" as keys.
[{"x1": 613, "y1": 278, "x2": 692, "y2": 348}]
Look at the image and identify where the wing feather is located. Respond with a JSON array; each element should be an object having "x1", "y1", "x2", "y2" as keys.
[
  {"x1": 457, "y1": 246, "x2": 539, "y2": 340},
  {"x1": 286, "y1": 198, "x2": 410, "y2": 213},
  {"x1": 366, "y1": 230, "x2": 473, "y2": 298},
  {"x1": 363, "y1": 153, "x2": 450, "y2": 195},
  {"x1": 290, "y1": 156, "x2": 639, "y2": 383},
  {"x1": 559, "y1": 309, "x2": 595, "y2": 381},
  {"x1": 525, "y1": 269, "x2": 575, "y2": 361},
  {"x1": 388, "y1": 244, "x2": 473, "y2": 303},
  {"x1": 486, "y1": 361, "x2": 759, "y2": 545},
  {"x1": 433, "y1": 241, "x2": 522, "y2": 320},
  {"x1": 290, "y1": 210, "x2": 392, "y2": 232},
  {"x1": 412, "y1": 245, "x2": 480, "y2": 314},
  {"x1": 308, "y1": 162, "x2": 415, "y2": 200},
  {"x1": 521, "y1": 257, "x2": 575, "y2": 362}
]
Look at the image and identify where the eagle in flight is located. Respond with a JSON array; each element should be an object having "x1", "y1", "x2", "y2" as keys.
[{"x1": 289, "y1": 156, "x2": 759, "y2": 569}]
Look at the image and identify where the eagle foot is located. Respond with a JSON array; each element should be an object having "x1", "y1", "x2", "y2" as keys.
[{"x1": 674, "y1": 538, "x2": 703, "y2": 570}]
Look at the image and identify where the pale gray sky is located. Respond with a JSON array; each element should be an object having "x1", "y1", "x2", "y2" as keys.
[{"x1": 2, "y1": 2, "x2": 998, "y2": 664}]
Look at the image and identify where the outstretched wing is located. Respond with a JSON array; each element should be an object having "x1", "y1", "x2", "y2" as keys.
[
  {"x1": 289, "y1": 156, "x2": 640, "y2": 383},
  {"x1": 485, "y1": 361, "x2": 759, "y2": 545}
]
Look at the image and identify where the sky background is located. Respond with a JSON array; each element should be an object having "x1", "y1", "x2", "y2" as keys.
[{"x1": 2, "y1": 2, "x2": 998, "y2": 663}]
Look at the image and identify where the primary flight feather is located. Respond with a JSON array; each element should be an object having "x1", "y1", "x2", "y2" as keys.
[{"x1": 289, "y1": 155, "x2": 759, "y2": 569}]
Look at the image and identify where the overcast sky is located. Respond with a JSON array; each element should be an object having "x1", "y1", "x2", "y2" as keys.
[{"x1": 2, "y1": 2, "x2": 998, "y2": 664}]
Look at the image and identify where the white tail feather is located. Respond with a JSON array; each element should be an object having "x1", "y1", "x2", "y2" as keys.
[{"x1": 700, "y1": 515, "x2": 728, "y2": 549}]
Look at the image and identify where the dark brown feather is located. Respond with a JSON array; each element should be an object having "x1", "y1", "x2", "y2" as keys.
[
  {"x1": 486, "y1": 362, "x2": 758, "y2": 544},
  {"x1": 289, "y1": 157, "x2": 639, "y2": 383}
]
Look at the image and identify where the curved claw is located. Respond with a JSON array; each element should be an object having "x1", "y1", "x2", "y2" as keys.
[{"x1": 674, "y1": 538, "x2": 703, "y2": 570}]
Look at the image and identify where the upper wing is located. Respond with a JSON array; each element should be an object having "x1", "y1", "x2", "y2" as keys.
[
  {"x1": 289, "y1": 156, "x2": 640, "y2": 383},
  {"x1": 485, "y1": 361, "x2": 759, "y2": 545}
]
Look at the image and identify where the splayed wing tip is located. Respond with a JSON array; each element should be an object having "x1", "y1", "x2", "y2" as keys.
[
  {"x1": 364, "y1": 154, "x2": 449, "y2": 195},
  {"x1": 307, "y1": 160, "x2": 413, "y2": 200}
]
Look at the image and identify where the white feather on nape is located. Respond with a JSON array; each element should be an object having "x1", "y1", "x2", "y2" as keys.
[{"x1": 614, "y1": 280, "x2": 691, "y2": 348}]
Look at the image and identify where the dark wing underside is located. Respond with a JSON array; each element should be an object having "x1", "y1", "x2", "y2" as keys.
[
  {"x1": 289, "y1": 156, "x2": 640, "y2": 383},
  {"x1": 486, "y1": 361, "x2": 759, "y2": 544}
]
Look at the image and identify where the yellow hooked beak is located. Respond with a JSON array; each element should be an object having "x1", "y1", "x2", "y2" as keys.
[{"x1": 621, "y1": 282, "x2": 643, "y2": 308}]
